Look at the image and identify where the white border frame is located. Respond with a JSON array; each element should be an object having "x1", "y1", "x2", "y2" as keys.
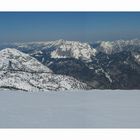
[
  {"x1": 0, "y1": 0, "x2": 140, "y2": 139},
  {"x1": 0, "y1": 0, "x2": 140, "y2": 11}
]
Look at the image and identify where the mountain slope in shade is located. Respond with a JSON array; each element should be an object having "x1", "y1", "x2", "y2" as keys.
[{"x1": 0, "y1": 48, "x2": 88, "y2": 91}]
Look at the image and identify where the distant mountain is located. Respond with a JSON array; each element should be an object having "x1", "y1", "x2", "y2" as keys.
[
  {"x1": 0, "y1": 39, "x2": 140, "y2": 89},
  {"x1": 0, "y1": 48, "x2": 88, "y2": 91},
  {"x1": 94, "y1": 39, "x2": 140, "y2": 54},
  {"x1": 10, "y1": 39, "x2": 97, "y2": 61}
]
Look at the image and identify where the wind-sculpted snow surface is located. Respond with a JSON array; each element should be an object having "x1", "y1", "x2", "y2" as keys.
[{"x1": 0, "y1": 90, "x2": 140, "y2": 128}]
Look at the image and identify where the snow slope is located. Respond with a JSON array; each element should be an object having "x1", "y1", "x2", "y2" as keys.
[
  {"x1": 0, "y1": 71, "x2": 87, "y2": 91},
  {"x1": 0, "y1": 48, "x2": 87, "y2": 91},
  {"x1": 0, "y1": 48, "x2": 52, "y2": 73},
  {"x1": 0, "y1": 90, "x2": 140, "y2": 128}
]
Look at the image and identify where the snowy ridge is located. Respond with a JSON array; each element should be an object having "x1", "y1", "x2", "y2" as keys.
[
  {"x1": 0, "y1": 48, "x2": 88, "y2": 91},
  {"x1": 7, "y1": 39, "x2": 140, "y2": 60},
  {"x1": 12, "y1": 40, "x2": 97, "y2": 61},
  {"x1": 49, "y1": 40, "x2": 96, "y2": 61},
  {"x1": 0, "y1": 48, "x2": 52, "y2": 73},
  {"x1": 0, "y1": 71, "x2": 87, "y2": 92},
  {"x1": 1, "y1": 39, "x2": 140, "y2": 57},
  {"x1": 95, "y1": 39, "x2": 140, "y2": 54}
]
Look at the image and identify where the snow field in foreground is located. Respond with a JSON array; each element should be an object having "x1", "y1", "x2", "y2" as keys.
[{"x1": 0, "y1": 90, "x2": 140, "y2": 128}]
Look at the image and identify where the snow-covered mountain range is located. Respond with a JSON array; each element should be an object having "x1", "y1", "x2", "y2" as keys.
[
  {"x1": 12, "y1": 39, "x2": 97, "y2": 62},
  {"x1": 0, "y1": 38, "x2": 140, "y2": 90},
  {"x1": 2, "y1": 39, "x2": 140, "y2": 59},
  {"x1": 94, "y1": 39, "x2": 140, "y2": 54}
]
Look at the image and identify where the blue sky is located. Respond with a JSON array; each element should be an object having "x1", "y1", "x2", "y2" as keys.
[{"x1": 0, "y1": 12, "x2": 140, "y2": 43}]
